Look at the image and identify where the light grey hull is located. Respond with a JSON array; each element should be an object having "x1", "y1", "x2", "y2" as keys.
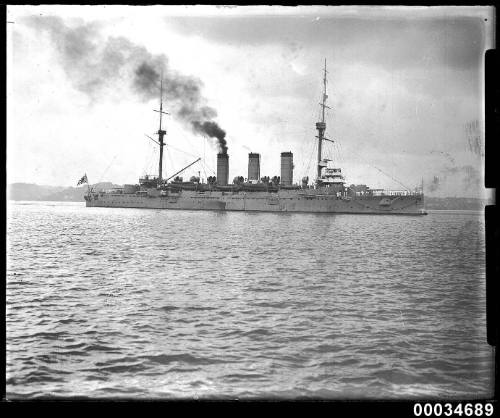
[{"x1": 86, "y1": 190, "x2": 426, "y2": 215}]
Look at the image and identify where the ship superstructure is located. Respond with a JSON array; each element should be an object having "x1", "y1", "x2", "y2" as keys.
[{"x1": 85, "y1": 61, "x2": 426, "y2": 215}]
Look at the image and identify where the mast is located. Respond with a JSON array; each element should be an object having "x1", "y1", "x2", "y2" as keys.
[
  {"x1": 155, "y1": 76, "x2": 168, "y2": 185},
  {"x1": 316, "y1": 58, "x2": 329, "y2": 181}
]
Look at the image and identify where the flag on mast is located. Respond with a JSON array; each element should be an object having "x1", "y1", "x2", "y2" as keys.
[{"x1": 77, "y1": 174, "x2": 88, "y2": 186}]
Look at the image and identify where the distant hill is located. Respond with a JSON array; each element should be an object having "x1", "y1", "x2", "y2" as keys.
[
  {"x1": 7, "y1": 183, "x2": 67, "y2": 201},
  {"x1": 7, "y1": 182, "x2": 121, "y2": 202},
  {"x1": 424, "y1": 197, "x2": 493, "y2": 211}
]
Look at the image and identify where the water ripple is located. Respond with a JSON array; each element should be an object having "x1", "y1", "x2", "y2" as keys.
[{"x1": 6, "y1": 202, "x2": 492, "y2": 399}]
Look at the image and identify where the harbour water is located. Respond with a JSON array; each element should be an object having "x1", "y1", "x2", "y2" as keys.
[{"x1": 6, "y1": 201, "x2": 494, "y2": 399}]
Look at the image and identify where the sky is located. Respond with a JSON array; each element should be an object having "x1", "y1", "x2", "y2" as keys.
[{"x1": 7, "y1": 5, "x2": 495, "y2": 197}]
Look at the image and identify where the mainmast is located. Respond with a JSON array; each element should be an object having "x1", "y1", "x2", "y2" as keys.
[
  {"x1": 154, "y1": 77, "x2": 168, "y2": 184},
  {"x1": 316, "y1": 59, "x2": 330, "y2": 181}
]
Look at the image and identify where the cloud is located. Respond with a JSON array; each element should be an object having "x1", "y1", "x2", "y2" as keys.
[
  {"x1": 8, "y1": 7, "x2": 489, "y2": 198},
  {"x1": 164, "y1": 15, "x2": 485, "y2": 71},
  {"x1": 22, "y1": 15, "x2": 228, "y2": 153}
]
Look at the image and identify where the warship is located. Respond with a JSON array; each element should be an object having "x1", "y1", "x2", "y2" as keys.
[{"x1": 84, "y1": 62, "x2": 426, "y2": 215}]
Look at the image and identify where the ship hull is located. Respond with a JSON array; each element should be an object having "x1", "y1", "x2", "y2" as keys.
[{"x1": 85, "y1": 190, "x2": 426, "y2": 215}]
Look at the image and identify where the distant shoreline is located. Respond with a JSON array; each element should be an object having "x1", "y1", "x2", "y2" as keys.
[{"x1": 7, "y1": 181, "x2": 494, "y2": 212}]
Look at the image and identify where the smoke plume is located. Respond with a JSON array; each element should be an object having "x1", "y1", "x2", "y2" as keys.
[
  {"x1": 427, "y1": 165, "x2": 481, "y2": 193},
  {"x1": 24, "y1": 15, "x2": 228, "y2": 153},
  {"x1": 429, "y1": 175, "x2": 440, "y2": 192},
  {"x1": 192, "y1": 121, "x2": 227, "y2": 154}
]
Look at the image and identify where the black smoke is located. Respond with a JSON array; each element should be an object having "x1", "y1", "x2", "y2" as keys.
[
  {"x1": 192, "y1": 121, "x2": 227, "y2": 154},
  {"x1": 24, "y1": 15, "x2": 228, "y2": 153}
]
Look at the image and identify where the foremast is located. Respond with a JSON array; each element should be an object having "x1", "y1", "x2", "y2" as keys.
[
  {"x1": 316, "y1": 59, "x2": 330, "y2": 181},
  {"x1": 154, "y1": 78, "x2": 168, "y2": 184}
]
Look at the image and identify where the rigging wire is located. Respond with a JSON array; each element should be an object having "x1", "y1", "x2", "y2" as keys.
[
  {"x1": 143, "y1": 145, "x2": 157, "y2": 175},
  {"x1": 297, "y1": 125, "x2": 311, "y2": 178},
  {"x1": 300, "y1": 80, "x2": 324, "y2": 181},
  {"x1": 336, "y1": 141, "x2": 344, "y2": 166},
  {"x1": 369, "y1": 164, "x2": 411, "y2": 191},
  {"x1": 166, "y1": 143, "x2": 200, "y2": 159},
  {"x1": 97, "y1": 154, "x2": 119, "y2": 185},
  {"x1": 203, "y1": 157, "x2": 216, "y2": 175},
  {"x1": 297, "y1": 63, "x2": 410, "y2": 191},
  {"x1": 167, "y1": 149, "x2": 176, "y2": 179},
  {"x1": 182, "y1": 131, "x2": 203, "y2": 160},
  {"x1": 335, "y1": 137, "x2": 411, "y2": 190},
  {"x1": 334, "y1": 141, "x2": 342, "y2": 167},
  {"x1": 201, "y1": 159, "x2": 215, "y2": 177},
  {"x1": 304, "y1": 137, "x2": 317, "y2": 180},
  {"x1": 200, "y1": 160, "x2": 208, "y2": 181},
  {"x1": 198, "y1": 135, "x2": 216, "y2": 180}
]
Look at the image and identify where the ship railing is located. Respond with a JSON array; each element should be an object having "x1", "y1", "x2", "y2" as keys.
[
  {"x1": 369, "y1": 190, "x2": 423, "y2": 196},
  {"x1": 98, "y1": 187, "x2": 124, "y2": 195}
]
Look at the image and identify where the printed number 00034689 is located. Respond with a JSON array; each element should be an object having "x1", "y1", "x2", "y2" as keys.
[{"x1": 413, "y1": 403, "x2": 494, "y2": 417}]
